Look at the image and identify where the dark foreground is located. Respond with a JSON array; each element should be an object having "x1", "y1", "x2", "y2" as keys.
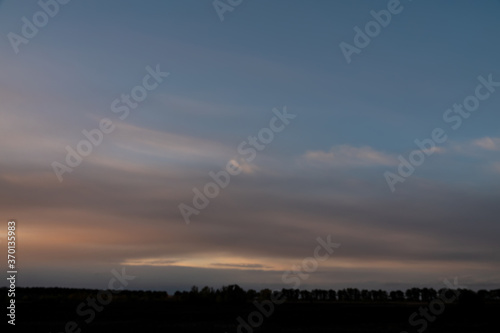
[{"x1": 5, "y1": 287, "x2": 499, "y2": 332}]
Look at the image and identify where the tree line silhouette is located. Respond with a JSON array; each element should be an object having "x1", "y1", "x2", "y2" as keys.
[
  {"x1": 171, "y1": 285, "x2": 500, "y2": 304},
  {"x1": 7, "y1": 286, "x2": 498, "y2": 305}
]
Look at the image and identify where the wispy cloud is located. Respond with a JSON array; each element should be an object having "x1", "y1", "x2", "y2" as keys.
[
  {"x1": 111, "y1": 122, "x2": 233, "y2": 161},
  {"x1": 301, "y1": 145, "x2": 396, "y2": 167},
  {"x1": 122, "y1": 258, "x2": 179, "y2": 267},
  {"x1": 211, "y1": 263, "x2": 272, "y2": 269},
  {"x1": 473, "y1": 137, "x2": 500, "y2": 151}
]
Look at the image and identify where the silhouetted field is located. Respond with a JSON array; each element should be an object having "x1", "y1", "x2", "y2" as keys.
[{"x1": 4, "y1": 286, "x2": 499, "y2": 332}]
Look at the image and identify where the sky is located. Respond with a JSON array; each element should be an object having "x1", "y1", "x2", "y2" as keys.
[{"x1": 1, "y1": 0, "x2": 499, "y2": 293}]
